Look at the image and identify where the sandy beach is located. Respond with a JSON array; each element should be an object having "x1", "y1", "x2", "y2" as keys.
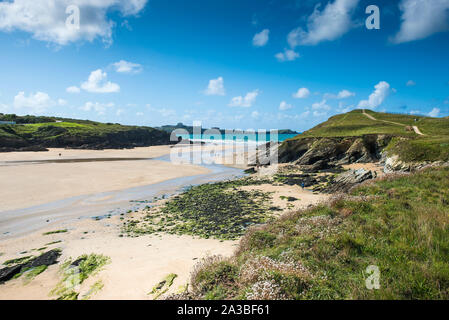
[
  {"x1": 0, "y1": 145, "x2": 241, "y2": 299},
  {"x1": 0, "y1": 146, "x2": 210, "y2": 212},
  {"x1": 0, "y1": 145, "x2": 329, "y2": 300},
  {"x1": 0, "y1": 214, "x2": 238, "y2": 300}
]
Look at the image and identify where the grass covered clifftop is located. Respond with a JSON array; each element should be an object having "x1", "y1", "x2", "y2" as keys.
[
  {"x1": 0, "y1": 114, "x2": 173, "y2": 151},
  {"x1": 280, "y1": 109, "x2": 449, "y2": 163},
  {"x1": 186, "y1": 167, "x2": 449, "y2": 300}
]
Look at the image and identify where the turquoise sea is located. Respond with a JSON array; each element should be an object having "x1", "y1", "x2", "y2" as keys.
[{"x1": 177, "y1": 133, "x2": 299, "y2": 144}]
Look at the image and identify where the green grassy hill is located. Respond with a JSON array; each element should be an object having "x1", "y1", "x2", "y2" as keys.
[
  {"x1": 0, "y1": 114, "x2": 172, "y2": 151},
  {"x1": 188, "y1": 167, "x2": 449, "y2": 300},
  {"x1": 283, "y1": 109, "x2": 449, "y2": 163}
]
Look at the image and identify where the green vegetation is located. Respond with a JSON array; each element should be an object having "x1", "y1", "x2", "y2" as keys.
[
  {"x1": 43, "y1": 229, "x2": 68, "y2": 236},
  {"x1": 3, "y1": 256, "x2": 33, "y2": 266},
  {"x1": 81, "y1": 280, "x2": 105, "y2": 300},
  {"x1": 123, "y1": 177, "x2": 280, "y2": 240},
  {"x1": 45, "y1": 240, "x2": 63, "y2": 246},
  {"x1": 189, "y1": 167, "x2": 449, "y2": 300},
  {"x1": 149, "y1": 273, "x2": 178, "y2": 299},
  {"x1": 23, "y1": 265, "x2": 48, "y2": 283},
  {"x1": 284, "y1": 110, "x2": 449, "y2": 162},
  {"x1": 0, "y1": 113, "x2": 171, "y2": 151},
  {"x1": 293, "y1": 110, "x2": 415, "y2": 138},
  {"x1": 51, "y1": 253, "x2": 110, "y2": 300},
  {"x1": 12, "y1": 265, "x2": 48, "y2": 282}
]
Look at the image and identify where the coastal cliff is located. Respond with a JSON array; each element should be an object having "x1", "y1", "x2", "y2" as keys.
[
  {"x1": 277, "y1": 109, "x2": 449, "y2": 173},
  {"x1": 0, "y1": 114, "x2": 173, "y2": 152}
]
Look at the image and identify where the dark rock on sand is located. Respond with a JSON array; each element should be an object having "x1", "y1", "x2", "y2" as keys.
[
  {"x1": 22, "y1": 249, "x2": 61, "y2": 269},
  {"x1": 0, "y1": 264, "x2": 23, "y2": 282},
  {"x1": 0, "y1": 249, "x2": 61, "y2": 283}
]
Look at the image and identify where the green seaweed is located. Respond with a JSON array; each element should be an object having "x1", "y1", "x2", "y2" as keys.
[
  {"x1": 3, "y1": 255, "x2": 33, "y2": 266},
  {"x1": 123, "y1": 177, "x2": 279, "y2": 240},
  {"x1": 81, "y1": 280, "x2": 104, "y2": 300},
  {"x1": 43, "y1": 229, "x2": 68, "y2": 236},
  {"x1": 50, "y1": 253, "x2": 110, "y2": 300},
  {"x1": 148, "y1": 273, "x2": 178, "y2": 299}
]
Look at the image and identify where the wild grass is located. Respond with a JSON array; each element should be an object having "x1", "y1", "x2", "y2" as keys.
[
  {"x1": 188, "y1": 167, "x2": 449, "y2": 300},
  {"x1": 284, "y1": 110, "x2": 449, "y2": 162}
]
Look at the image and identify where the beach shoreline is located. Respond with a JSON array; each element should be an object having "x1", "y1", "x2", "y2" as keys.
[{"x1": 0, "y1": 145, "x2": 330, "y2": 300}]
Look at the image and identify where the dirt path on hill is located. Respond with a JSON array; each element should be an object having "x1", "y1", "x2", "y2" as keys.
[
  {"x1": 362, "y1": 109, "x2": 425, "y2": 135},
  {"x1": 412, "y1": 126, "x2": 425, "y2": 136}
]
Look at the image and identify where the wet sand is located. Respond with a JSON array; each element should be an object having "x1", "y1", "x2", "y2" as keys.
[
  {"x1": 0, "y1": 145, "x2": 328, "y2": 300},
  {"x1": 0, "y1": 146, "x2": 209, "y2": 212}
]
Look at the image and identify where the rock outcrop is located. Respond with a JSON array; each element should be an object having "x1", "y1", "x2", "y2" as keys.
[
  {"x1": 278, "y1": 135, "x2": 392, "y2": 170},
  {"x1": 324, "y1": 169, "x2": 375, "y2": 193},
  {"x1": 0, "y1": 249, "x2": 61, "y2": 283}
]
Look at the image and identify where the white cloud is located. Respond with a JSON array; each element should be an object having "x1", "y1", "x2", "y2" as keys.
[
  {"x1": 66, "y1": 86, "x2": 80, "y2": 94},
  {"x1": 428, "y1": 108, "x2": 440, "y2": 117},
  {"x1": 0, "y1": 0, "x2": 148, "y2": 45},
  {"x1": 337, "y1": 89, "x2": 355, "y2": 99},
  {"x1": 229, "y1": 89, "x2": 260, "y2": 107},
  {"x1": 287, "y1": 0, "x2": 359, "y2": 46},
  {"x1": 112, "y1": 60, "x2": 143, "y2": 74},
  {"x1": 358, "y1": 81, "x2": 390, "y2": 109},
  {"x1": 204, "y1": 77, "x2": 225, "y2": 96},
  {"x1": 392, "y1": 0, "x2": 449, "y2": 44},
  {"x1": 136, "y1": 112, "x2": 144, "y2": 116},
  {"x1": 146, "y1": 105, "x2": 176, "y2": 117},
  {"x1": 275, "y1": 49, "x2": 300, "y2": 62},
  {"x1": 337, "y1": 102, "x2": 354, "y2": 113},
  {"x1": 325, "y1": 89, "x2": 355, "y2": 99},
  {"x1": 253, "y1": 29, "x2": 269, "y2": 47},
  {"x1": 406, "y1": 80, "x2": 416, "y2": 86},
  {"x1": 279, "y1": 101, "x2": 293, "y2": 111},
  {"x1": 312, "y1": 99, "x2": 331, "y2": 111},
  {"x1": 251, "y1": 111, "x2": 260, "y2": 119},
  {"x1": 293, "y1": 87, "x2": 310, "y2": 99},
  {"x1": 81, "y1": 101, "x2": 114, "y2": 115},
  {"x1": 409, "y1": 110, "x2": 422, "y2": 115},
  {"x1": 159, "y1": 108, "x2": 176, "y2": 117},
  {"x1": 116, "y1": 109, "x2": 125, "y2": 116},
  {"x1": 80, "y1": 69, "x2": 120, "y2": 93},
  {"x1": 58, "y1": 99, "x2": 67, "y2": 106},
  {"x1": 313, "y1": 110, "x2": 328, "y2": 117},
  {"x1": 13, "y1": 91, "x2": 54, "y2": 113}
]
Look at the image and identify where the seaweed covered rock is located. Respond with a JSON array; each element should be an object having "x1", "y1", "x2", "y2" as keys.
[
  {"x1": 0, "y1": 249, "x2": 61, "y2": 283},
  {"x1": 22, "y1": 249, "x2": 61, "y2": 269}
]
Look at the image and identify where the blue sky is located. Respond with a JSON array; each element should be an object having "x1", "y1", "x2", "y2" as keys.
[{"x1": 0, "y1": 0, "x2": 448, "y2": 131}]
